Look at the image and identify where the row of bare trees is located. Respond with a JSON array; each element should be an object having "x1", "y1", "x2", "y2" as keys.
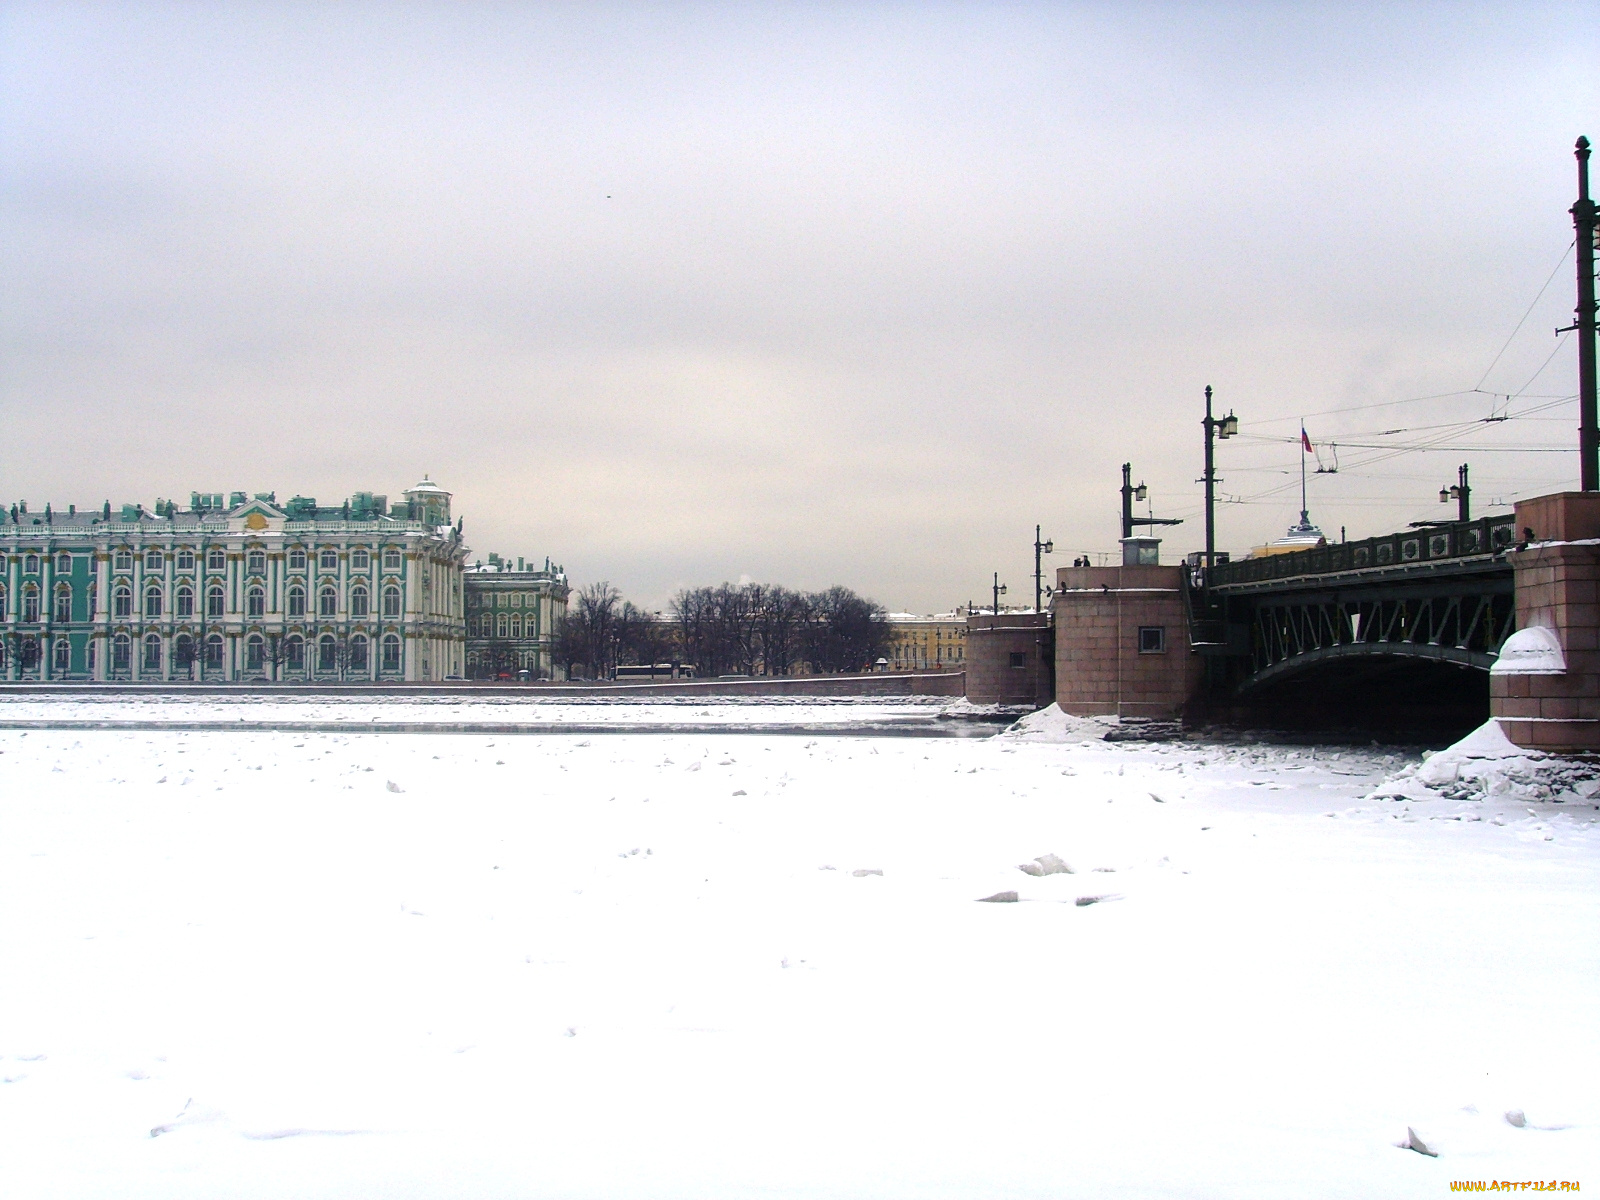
[{"x1": 552, "y1": 581, "x2": 892, "y2": 679}]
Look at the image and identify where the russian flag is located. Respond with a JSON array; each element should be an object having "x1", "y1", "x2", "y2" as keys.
[{"x1": 1301, "y1": 427, "x2": 1313, "y2": 453}]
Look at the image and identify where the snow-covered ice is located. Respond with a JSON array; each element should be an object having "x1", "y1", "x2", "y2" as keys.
[
  {"x1": 0, "y1": 692, "x2": 961, "y2": 729},
  {"x1": 1, "y1": 704, "x2": 1595, "y2": 1198}
]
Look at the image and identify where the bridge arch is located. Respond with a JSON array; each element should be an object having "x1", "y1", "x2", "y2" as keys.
[
  {"x1": 1237, "y1": 641, "x2": 1495, "y2": 694},
  {"x1": 1229, "y1": 642, "x2": 1492, "y2": 735}
]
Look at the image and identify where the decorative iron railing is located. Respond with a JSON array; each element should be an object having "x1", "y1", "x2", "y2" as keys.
[{"x1": 1206, "y1": 515, "x2": 1517, "y2": 588}]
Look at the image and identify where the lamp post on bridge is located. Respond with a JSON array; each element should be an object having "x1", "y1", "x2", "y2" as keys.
[
  {"x1": 1120, "y1": 464, "x2": 1183, "y2": 563},
  {"x1": 991, "y1": 573, "x2": 1007, "y2": 615},
  {"x1": 1439, "y1": 463, "x2": 1471, "y2": 522},
  {"x1": 1199, "y1": 385, "x2": 1239, "y2": 581},
  {"x1": 1033, "y1": 525, "x2": 1054, "y2": 613}
]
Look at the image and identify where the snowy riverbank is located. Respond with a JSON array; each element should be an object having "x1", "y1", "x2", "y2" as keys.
[{"x1": 1, "y1": 711, "x2": 1594, "y2": 1197}]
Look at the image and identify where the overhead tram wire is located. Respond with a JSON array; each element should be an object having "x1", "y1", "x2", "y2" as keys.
[
  {"x1": 1513, "y1": 329, "x2": 1576, "y2": 397},
  {"x1": 1473, "y1": 240, "x2": 1577, "y2": 392},
  {"x1": 1238, "y1": 238, "x2": 1579, "y2": 432}
]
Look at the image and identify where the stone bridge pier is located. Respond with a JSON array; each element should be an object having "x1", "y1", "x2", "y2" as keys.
[{"x1": 1492, "y1": 492, "x2": 1600, "y2": 753}]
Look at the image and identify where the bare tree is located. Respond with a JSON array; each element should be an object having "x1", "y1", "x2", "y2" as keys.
[
  {"x1": 173, "y1": 635, "x2": 199, "y2": 681},
  {"x1": 554, "y1": 581, "x2": 624, "y2": 678}
]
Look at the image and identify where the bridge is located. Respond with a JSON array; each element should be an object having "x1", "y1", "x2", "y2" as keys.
[
  {"x1": 1047, "y1": 494, "x2": 1600, "y2": 748},
  {"x1": 1194, "y1": 514, "x2": 1517, "y2": 674}
]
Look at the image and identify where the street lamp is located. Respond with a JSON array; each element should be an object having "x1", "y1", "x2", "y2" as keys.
[
  {"x1": 1121, "y1": 463, "x2": 1182, "y2": 541},
  {"x1": 1439, "y1": 463, "x2": 1471, "y2": 522},
  {"x1": 992, "y1": 573, "x2": 1007, "y2": 614},
  {"x1": 1199, "y1": 384, "x2": 1240, "y2": 583},
  {"x1": 1033, "y1": 525, "x2": 1054, "y2": 613}
]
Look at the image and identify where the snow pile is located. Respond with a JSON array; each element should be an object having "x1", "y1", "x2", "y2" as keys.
[
  {"x1": 1370, "y1": 718, "x2": 1600, "y2": 804},
  {"x1": 1001, "y1": 702, "x2": 1118, "y2": 742},
  {"x1": 938, "y1": 697, "x2": 1035, "y2": 719}
]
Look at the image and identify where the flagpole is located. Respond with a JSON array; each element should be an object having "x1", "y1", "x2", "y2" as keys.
[{"x1": 1300, "y1": 422, "x2": 1309, "y2": 526}]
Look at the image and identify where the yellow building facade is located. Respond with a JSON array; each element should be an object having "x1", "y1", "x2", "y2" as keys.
[{"x1": 885, "y1": 611, "x2": 969, "y2": 671}]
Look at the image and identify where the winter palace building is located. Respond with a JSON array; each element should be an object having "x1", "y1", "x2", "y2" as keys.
[{"x1": 0, "y1": 479, "x2": 563, "y2": 684}]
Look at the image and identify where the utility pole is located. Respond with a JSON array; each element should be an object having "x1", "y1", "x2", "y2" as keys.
[
  {"x1": 1032, "y1": 525, "x2": 1054, "y2": 613},
  {"x1": 991, "y1": 572, "x2": 1007, "y2": 615},
  {"x1": 1198, "y1": 385, "x2": 1239, "y2": 579},
  {"x1": 1566, "y1": 137, "x2": 1598, "y2": 490}
]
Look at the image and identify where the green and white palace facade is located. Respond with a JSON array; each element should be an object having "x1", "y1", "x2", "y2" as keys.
[
  {"x1": 463, "y1": 553, "x2": 569, "y2": 680},
  {"x1": 0, "y1": 479, "x2": 563, "y2": 684}
]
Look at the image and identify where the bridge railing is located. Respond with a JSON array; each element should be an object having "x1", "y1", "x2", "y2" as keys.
[{"x1": 1205, "y1": 515, "x2": 1517, "y2": 589}]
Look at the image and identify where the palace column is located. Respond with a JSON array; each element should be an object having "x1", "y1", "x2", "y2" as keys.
[{"x1": 39, "y1": 549, "x2": 53, "y2": 681}]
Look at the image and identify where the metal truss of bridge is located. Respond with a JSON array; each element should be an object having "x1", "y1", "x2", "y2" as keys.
[{"x1": 1189, "y1": 515, "x2": 1518, "y2": 694}]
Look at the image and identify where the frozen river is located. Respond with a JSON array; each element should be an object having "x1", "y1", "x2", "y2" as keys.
[{"x1": 1, "y1": 701, "x2": 1594, "y2": 1198}]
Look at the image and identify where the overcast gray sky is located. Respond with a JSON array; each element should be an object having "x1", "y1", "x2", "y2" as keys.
[{"x1": 2, "y1": 2, "x2": 1595, "y2": 611}]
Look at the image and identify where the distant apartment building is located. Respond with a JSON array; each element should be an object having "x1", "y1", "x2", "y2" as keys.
[
  {"x1": 1, "y1": 479, "x2": 480, "y2": 682},
  {"x1": 463, "y1": 553, "x2": 569, "y2": 679},
  {"x1": 885, "y1": 610, "x2": 969, "y2": 670}
]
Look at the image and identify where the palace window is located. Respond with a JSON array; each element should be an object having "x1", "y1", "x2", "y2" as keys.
[
  {"x1": 144, "y1": 586, "x2": 162, "y2": 618},
  {"x1": 509, "y1": 614, "x2": 521, "y2": 638},
  {"x1": 22, "y1": 587, "x2": 39, "y2": 623},
  {"x1": 207, "y1": 548, "x2": 225, "y2": 571},
  {"x1": 247, "y1": 586, "x2": 265, "y2": 618},
  {"x1": 382, "y1": 548, "x2": 402, "y2": 570},
  {"x1": 0, "y1": 585, "x2": 7, "y2": 622},
  {"x1": 176, "y1": 585, "x2": 195, "y2": 618},
  {"x1": 205, "y1": 634, "x2": 224, "y2": 668},
  {"x1": 143, "y1": 634, "x2": 162, "y2": 670},
  {"x1": 176, "y1": 549, "x2": 195, "y2": 571},
  {"x1": 285, "y1": 634, "x2": 304, "y2": 671},
  {"x1": 246, "y1": 549, "x2": 266, "y2": 575},
  {"x1": 145, "y1": 549, "x2": 163, "y2": 571},
  {"x1": 54, "y1": 585, "x2": 71, "y2": 623},
  {"x1": 382, "y1": 633, "x2": 401, "y2": 671},
  {"x1": 288, "y1": 548, "x2": 306, "y2": 570},
  {"x1": 85, "y1": 640, "x2": 95, "y2": 674},
  {"x1": 25, "y1": 554, "x2": 39, "y2": 574},
  {"x1": 113, "y1": 633, "x2": 131, "y2": 670},
  {"x1": 318, "y1": 634, "x2": 337, "y2": 672},
  {"x1": 350, "y1": 548, "x2": 370, "y2": 571},
  {"x1": 57, "y1": 553, "x2": 72, "y2": 573},
  {"x1": 382, "y1": 586, "x2": 401, "y2": 618},
  {"x1": 287, "y1": 585, "x2": 306, "y2": 618},
  {"x1": 319, "y1": 585, "x2": 338, "y2": 618},
  {"x1": 320, "y1": 548, "x2": 339, "y2": 570},
  {"x1": 206, "y1": 585, "x2": 225, "y2": 618},
  {"x1": 115, "y1": 549, "x2": 133, "y2": 572},
  {"x1": 174, "y1": 634, "x2": 195, "y2": 673},
  {"x1": 349, "y1": 634, "x2": 368, "y2": 671},
  {"x1": 114, "y1": 586, "x2": 133, "y2": 618},
  {"x1": 496, "y1": 614, "x2": 508, "y2": 638},
  {"x1": 246, "y1": 634, "x2": 264, "y2": 670},
  {"x1": 350, "y1": 585, "x2": 369, "y2": 618},
  {"x1": 53, "y1": 639, "x2": 69, "y2": 672}
]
